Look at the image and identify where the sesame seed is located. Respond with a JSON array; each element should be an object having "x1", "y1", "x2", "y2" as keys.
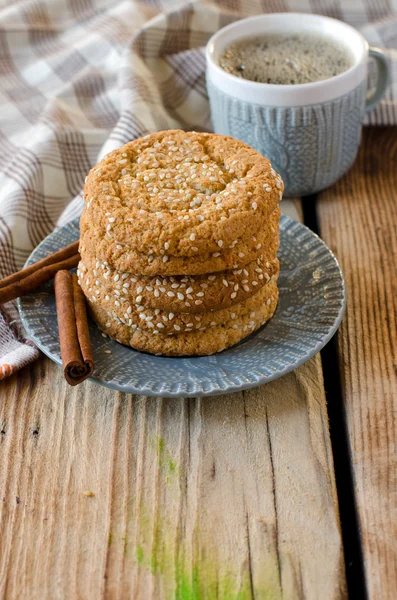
[
  {"x1": 243, "y1": 285, "x2": 250, "y2": 292},
  {"x1": 154, "y1": 289, "x2": 159, "y2": 297},
  {"x1": 238, "y1": 252, "x2": 245, "y2": 258},
  {"x1": 163, "y1": 255, "x2": 169, "y2": 262},
  {"x1": 104, "y1": 350, "x2": 112, "y2": 354},
  {"x1": 164, "y1": 242, "x2": 169, "y2": 250},
  {"x1": 169, "y1": 313, "x2": 174, "y2": 320},
  {"x1": 212, "y1": 252, "x2": 220, "y2": 258},
  {"x1": 177, "y1": 293, "x2": 184, "y2": 300},
  {"x1": 174, "y1": 324, "x2": 181, "y2": 331},
  {"x1": 230, "y1": 292, "x2": 237, "y2": 299},
  {"x1": 114, "y1": 274, "x2": 120, "y2": 282},
  {"x1": 252, "y1": 202, "x2": 257, "y2": 210},
  {"x1": 167, "y1": 291, "x2": 175, "y2": 297},
  {"x1": 217, "y1": 240, "x2": 223, "y2": 247},
  {"x1": 136, "y1": 295, "x2": 142, "y2": 303},
  {"x1": 196, "y1": 292, "x2": 204, "y2": 297},
  {"x1": 115, "y1": 300, "x2": 120, "y2": 306},
  {"x1": 195, "y1": 300, "x2": 203, "y2": 305},
  {"x1": 190, "y1": 233, "x2": 196, "y2": 241}
]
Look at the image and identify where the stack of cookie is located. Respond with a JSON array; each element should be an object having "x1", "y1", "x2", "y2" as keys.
[{"x1": 78, "y1": 130, "x2": 283, "y2": 356}]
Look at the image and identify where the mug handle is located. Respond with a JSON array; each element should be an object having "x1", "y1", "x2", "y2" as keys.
[{"x1": 366, "y1": 46, "x2": 390, "y2": 112}]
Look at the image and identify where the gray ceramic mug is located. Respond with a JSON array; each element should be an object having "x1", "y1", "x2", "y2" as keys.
[{"x1": 206, "y1": 13, "x2": 389, "y2": 197}]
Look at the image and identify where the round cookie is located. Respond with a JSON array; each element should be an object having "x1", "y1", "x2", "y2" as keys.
[
  {"x1": 81, "y1": 277, "x2": 278, "y2": 335},
  {"x1": 82, "y1": 130, "x2": 283, "y2": 258},
  {"x1": 89, "y1": 288, "x2": 279, "y2": 356},
  {"x1": 80, "y1": 206, "x2": 280, "y2": 276},
  {"x1": 78, "y1": 250, "x2": 279, "y2": 314}
]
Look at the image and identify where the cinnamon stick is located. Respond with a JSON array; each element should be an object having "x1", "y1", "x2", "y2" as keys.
[
  {"x1": 54, "y1": 270, "x2": 94, "y2": 386},
  {"x1": 0, "y1": 253, "x2": 80, "y2": 304},
  {"x1": 0, "y1": 240, "x2": 79, "y2": 290}
]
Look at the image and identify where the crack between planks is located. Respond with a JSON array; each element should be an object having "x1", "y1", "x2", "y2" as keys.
[
  {"x1": 265, "y1": 406, "x2": 283, "y2": 596},
  {"x1": 242, "y1": 392, "x2": 255, "y2": 600},
  {"x1": 302, "y1": 194, "x2": 368, "y2": 600},
  {"x1": 245, "y1": 511, "x2": 256, "y2": 600}
]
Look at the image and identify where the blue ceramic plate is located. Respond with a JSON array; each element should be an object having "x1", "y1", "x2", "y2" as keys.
[{"x1": 18, "y1": 215, "x2": 345, "y2": 397}]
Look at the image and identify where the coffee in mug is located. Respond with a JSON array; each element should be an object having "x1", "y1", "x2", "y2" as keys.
[{"x1": 219, "y1": 33, "x2": 354, "y2": 85}]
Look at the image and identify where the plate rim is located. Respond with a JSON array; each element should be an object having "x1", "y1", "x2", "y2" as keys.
[{"x1": 18, "y1": 215, "x2": 346, "y2": 397}]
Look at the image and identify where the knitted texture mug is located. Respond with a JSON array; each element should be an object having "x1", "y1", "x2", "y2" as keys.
[{"x1": 206, "y1": 13, "x2": 389, "y2": 197}]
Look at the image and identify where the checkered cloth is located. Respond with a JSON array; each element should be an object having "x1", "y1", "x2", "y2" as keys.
[{"x1": 0, "y1": 0, "x2": 396, "y2": 379}]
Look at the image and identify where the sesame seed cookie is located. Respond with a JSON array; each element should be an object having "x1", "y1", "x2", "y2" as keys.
[
  {"x1": 78, "y1": 250, "x2": 279, "y2": 314},
  {"x1": 79, "y1": 206, "x2": 280, "y2": 276},
  {"x1": 82, "y1": 130, "x2": 283, "y2": 258},
  {"x1": 81, "y1": 274, "x2": 278, "y2": 335},
  {"x1": 88, "y1": 286, "x2": 279, "y2": 356}
]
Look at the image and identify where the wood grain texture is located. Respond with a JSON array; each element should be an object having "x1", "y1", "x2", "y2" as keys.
[
  {"x1": 0, "y1": 354, "x2": 345, "y2": 600},
  {"x1": 317, "y1": 127, "x2": 397, "y2": 600}
]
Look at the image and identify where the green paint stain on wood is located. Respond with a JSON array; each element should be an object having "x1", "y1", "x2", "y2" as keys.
[
  {"x1": 153, "y1": 436, "x2": 181, "y2": 482},
  {"x1": 132, "y1": 545, "x2": 274, "y2": 600},
  {"x1": 108, "y1": 533, "x2": 113, "y2": 548},
  {"x1": 129, "y1": 442, "x2": 282, "y2": 599},
  {"x1": 168, "y1": 457, "x2": 177, "y2": 474},
  {"x1": 175, "y1": 565, "x2": 200, "y2": 600},
  {"x1": 136, "y1": 545, "x2": 144, "y2": 564}
]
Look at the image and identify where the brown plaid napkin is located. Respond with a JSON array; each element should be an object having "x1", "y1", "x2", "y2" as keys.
[{"x1": 0, "y1": 0, "x2": 396, "y2": 379}]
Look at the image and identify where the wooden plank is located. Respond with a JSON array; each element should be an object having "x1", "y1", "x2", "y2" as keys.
[
  {"x1": 317, "y1": 127, "x2": 397, "y2": 600},
  {"x1": 0, "y1": 352, "x2": 345, "y2": 599},
  {"x1": 0, "y1": 195, "x2": 344, "y2": 598}
]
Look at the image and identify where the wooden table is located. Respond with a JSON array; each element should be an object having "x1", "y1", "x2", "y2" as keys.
[{"x1": 0, "y1": 128, "x2": 396, "y2": 599}]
